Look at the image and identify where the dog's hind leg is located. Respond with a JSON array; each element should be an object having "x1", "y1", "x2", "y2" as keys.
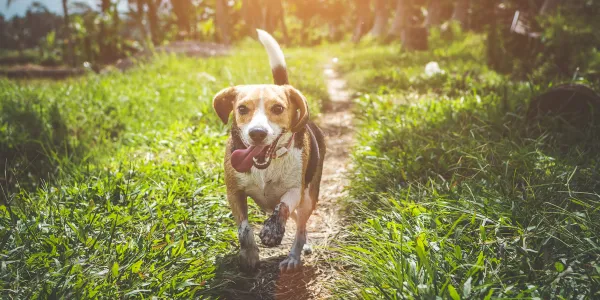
[
  {"x1": 280, "y1": 187, "x2": 313, "y2": 272},
  {"x1": 259, "y1": 188, "x2": 301, "y2": 247},
  {"x1": 229, "y1": 190, "x2": 259, "y2": 272}
]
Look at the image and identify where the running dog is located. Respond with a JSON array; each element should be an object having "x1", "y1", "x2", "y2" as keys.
[{"x1": 212, "y1": 29, "x2": 325, "y2": 272}]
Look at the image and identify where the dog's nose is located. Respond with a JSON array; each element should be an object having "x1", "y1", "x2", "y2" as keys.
[{"x1": 249, "y1": 128, "x2": 268, "y2": 142}]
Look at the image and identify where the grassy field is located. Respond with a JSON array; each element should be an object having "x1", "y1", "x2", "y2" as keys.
[
  {"x1": 0, "y1": 42, "x2": 328, "y2": 298},
  {"x1": 2, "y1": 31, "x2": 600, "y2": 299},
  {"x1": 334, "y1": 32, "x2": 600, "y2": 298}
]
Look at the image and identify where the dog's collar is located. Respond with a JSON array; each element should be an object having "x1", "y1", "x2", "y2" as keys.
[{"x1": 272, "y1": 132, "x2": 295, "y2": 159}]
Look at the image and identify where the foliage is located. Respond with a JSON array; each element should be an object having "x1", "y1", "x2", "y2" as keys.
[
  {"x1": 0, "y1": 44, "x2": 328, "y2": 298},
  {"x1": 491, "y1": 1, "x2": 600, "y2": 83},
  {"x1": 334, "y1": 34, "x2": 600, "y2": 299}
]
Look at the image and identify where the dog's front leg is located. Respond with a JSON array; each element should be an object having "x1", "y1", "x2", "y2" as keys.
[
  {"x1": 259, "y1": 187, "x2": 301, "y2": 247},
  {"x1": 280, "y1": 188, "x2": 313, "y2": 272},
  {"x1": 228, "y1": 189, "x2": 259, "y2": 272}
]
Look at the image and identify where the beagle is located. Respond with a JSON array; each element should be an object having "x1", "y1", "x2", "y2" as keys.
[{"x1": 212, "y1": 30, "x2": 326, "y2": 272}]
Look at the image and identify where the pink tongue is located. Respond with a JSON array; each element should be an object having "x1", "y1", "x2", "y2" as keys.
[{"x1": 231, "y1": 145, "x2": 266, "y2": 172}]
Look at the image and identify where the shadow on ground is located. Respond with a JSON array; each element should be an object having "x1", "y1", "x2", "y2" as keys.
[{"x1": 200, "y1": 253, "x2": 318, "y2": 300}]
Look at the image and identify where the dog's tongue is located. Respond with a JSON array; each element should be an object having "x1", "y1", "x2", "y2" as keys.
[{"x1": 231, "y1": 145, "x2": 267, "y2": 172}]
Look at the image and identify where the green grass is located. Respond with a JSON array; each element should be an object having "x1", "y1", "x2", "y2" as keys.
[
  {"x1": 4, "y1": 31, "x2": 600, "y2": 299},
  {"x1": 0, "y1": 41, "x2": 329, "y2": 298},
  {"x1": 334, "y1": 34, "x2": 600, "y2": 299}
]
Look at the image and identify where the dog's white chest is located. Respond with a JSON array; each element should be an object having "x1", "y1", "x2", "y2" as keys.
[{"x1": 236, "y1": 148, "x2": 302, "y2": 211}]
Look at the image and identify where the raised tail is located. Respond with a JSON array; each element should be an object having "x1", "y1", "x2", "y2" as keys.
[{"x1": 256, "y1": 29, "x2": 288, "y2": 85}]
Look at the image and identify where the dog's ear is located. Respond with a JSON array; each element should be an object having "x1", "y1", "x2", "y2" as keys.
[
  {"x1": 286, "y1": 86, "x2": 310, "y2": 132},
  {"x1": 213, "y1": 87, "x2": 238, "y2": 124}
]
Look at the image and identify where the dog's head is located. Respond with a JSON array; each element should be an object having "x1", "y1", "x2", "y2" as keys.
[
  {"x1": 212, "y1": 30, "x2": 308, "y2": 172},
  {"x1": 213, "y1": 84, "x2": 309, "y2": 146}
]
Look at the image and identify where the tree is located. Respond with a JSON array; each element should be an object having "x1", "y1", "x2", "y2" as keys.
[
  {"x1": 170, "y1": 0, "x2": 191, "y2": 38},
  {"x1": 352, "y1": 0, "x2": 371, "y2": 43},
  {"x1": 242, "y1": 0, "x2": 262, "y2": 35},
  {"x1": 215, "y1": 0, "x2": 230, "y2": 44},
  {"x1": 264, "y1": 0, "x2": 288, "y2": 42},
  {"x1": 388, "y1": 0, "x2": 411, "y2": 38},
  {"x1": 127, "y1": 0, "x2": 147, "y2": 41},
  {"x1": 424, "y1": 0, "x2": 441, "y2": 28},
  {"x1": 369, "y1": 0, "x2": 388, "y2": 38},
  {"x1": 146, "y1": 0, "x2": 160, "y2": 44},
  {"x1": 452, "y1": 0, "x2": 469, "y2": 28},
  {"x1": 62, "y1": 0, "x2": 75, "y2": 66}
]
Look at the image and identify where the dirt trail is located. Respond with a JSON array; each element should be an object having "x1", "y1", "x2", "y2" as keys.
[{"x1": 211, "y1": 62, "x2": 354, "y2": 299}]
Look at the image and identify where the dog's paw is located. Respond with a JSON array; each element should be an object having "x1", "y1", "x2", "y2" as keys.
[
  {"x1": 239, "y1": 247, "x2": 260, "y2": 272},
  {"x1": 279, "y1": 255, "x2": 302, "y2": 273},
  {"x1": 259, "y1": 203, "x2": 289, "y2": 247}
]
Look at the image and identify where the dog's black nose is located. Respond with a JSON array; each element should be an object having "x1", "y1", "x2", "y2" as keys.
[{"x1": 249, "y1": 128, "x2": 268, "y2": 142}]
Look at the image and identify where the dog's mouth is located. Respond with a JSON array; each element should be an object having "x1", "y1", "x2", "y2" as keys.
[{"x1": 231, "y1": 142, "x2": 278, "y2": 173}]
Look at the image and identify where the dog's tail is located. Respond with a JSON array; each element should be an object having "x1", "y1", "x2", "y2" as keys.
[{"x1": 256, "y1": 29, "x2": 288, "y2": 85}]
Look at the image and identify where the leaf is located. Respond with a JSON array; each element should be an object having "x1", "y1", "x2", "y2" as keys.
[
  {"x1": 454, "y1": 245, "x2": 462, "y2": 259},
  {"x1": 177, "y1": 280, "x2": 201, "y2": 289},
  {"x1": 448, "y1": 284, "x2": 461, "y2": 300},
  {"x1": 555, "y1": 262, "x2": 564, "y2": 272},
  {"x1": 111, "y1": 262, "x2": 119, "y2": 278},
  {"x1": 483, "y1": 288, "x2": 495, "y2": 300},
  {"x1": 124, "y1": 289, "x2": 151, "y2": 296},
  {"x1": 131, "y1": 260, "x2": 142, "y2": 273},
  {"x1": 463, "y1": 277, "x2": 472, "y2": 298}
]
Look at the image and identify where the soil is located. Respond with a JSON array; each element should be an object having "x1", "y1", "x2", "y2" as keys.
[{"x1": 206, "y1": 62, "x2": 354, "y2": 299}]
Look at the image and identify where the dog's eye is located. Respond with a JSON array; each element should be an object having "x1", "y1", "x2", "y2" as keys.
[
  {"x1": 271, "y1": 104, "x2": 284, "y2": 115},
  {"x1": 237, "y1": 105, "x2": 249, "y2": 115}
]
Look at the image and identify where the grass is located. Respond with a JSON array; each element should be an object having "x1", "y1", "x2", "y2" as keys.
[
  {"x1": 0, "y1": 41, "x2": 329, "y2": 298},
  {"x1": 3, "y1": 29, "x2": 600, "y2": 299},
  {"x1": 333, "y1": 32, "x2": 600, "y2": 299}
]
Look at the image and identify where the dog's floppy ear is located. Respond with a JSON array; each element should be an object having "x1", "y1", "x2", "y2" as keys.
[
  {"x1": 213, "y1": 87, "x2": 238, "y2": 124},
  {"x1": 286, "y1": 86, "x2": 309, "y2": 132}
]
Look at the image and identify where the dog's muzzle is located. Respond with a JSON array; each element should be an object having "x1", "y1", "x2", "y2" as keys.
[{"x1": 231, "y1": 133, "x2": 291, "y2": 173}]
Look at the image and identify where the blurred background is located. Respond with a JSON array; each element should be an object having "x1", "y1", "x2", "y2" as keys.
[{"x1": 0, "y1": 0, "x2": 599, "y2": 79}]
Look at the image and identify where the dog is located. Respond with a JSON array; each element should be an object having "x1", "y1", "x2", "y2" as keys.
[{"x1": 212, "y1": 29, "x2": 326, "y2": 272}]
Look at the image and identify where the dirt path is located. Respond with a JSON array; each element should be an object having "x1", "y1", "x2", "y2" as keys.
[{"x1": 210, "y1": 62, "x2": 354, "y2": 299}]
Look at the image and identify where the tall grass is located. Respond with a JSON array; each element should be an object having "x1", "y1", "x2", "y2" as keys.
[
  {"x1": 0, "y1": 43, "x2": 329, "y2": 298},
  {"x1": 334, "y1": 34, "x2": 600, "y2": 299}
]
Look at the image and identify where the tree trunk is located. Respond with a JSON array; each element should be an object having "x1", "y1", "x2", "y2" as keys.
[
  {"x1": 277, "y1": 1, "x2": 289, "y2": 43},
  {"x1": 388, "y1": 0, "x2": 410, "y2": 38},
  {"x1": 147, "y1": 0, "x2": 160, "y2": 45},
  {"x1": 352, "y1": 0, "x2": 371, "y2": 43},
  {"x1": 215, "y1": 0, "x2": 230, "y2": 44},
  {"x1": 113, "y1": 2, "x2": 120, "y2": 47},
  {"x1": 369, "y1": 0, "x2": 388, "y2": 37},
  {"x1": 452, "y1": 0, "x2": 469, "y2": 28},
  {"x1": 327, "y1": 0, "x2": 344, "y2": 41},
  {"x1": 61, "y1": 0, "x2": 75, "y2": 67},
  {"x1": 134, "y1": 0, "x2": 147, "y2": 41},
  {"x1": 424, "y1": 0, "x2": 441, "y2": 28},
  {"x1": 263, "y1": 0, "x2": 288, "y2": 43},
  {"x1": 99, "y1": 0, "x2": 110, "y2": 62},
  {"x1": 540, "y1": 0, "x2": 561, "y2": 15},
  {"x1": 242, "y1": 0, "x2": 263, "y2": 36},
  {"x1": 486, "y1": 0, "x2": 499, "y2": 70},
  {"x1": 170, "y1": 0, "x2": 191, "y2": 38}
]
